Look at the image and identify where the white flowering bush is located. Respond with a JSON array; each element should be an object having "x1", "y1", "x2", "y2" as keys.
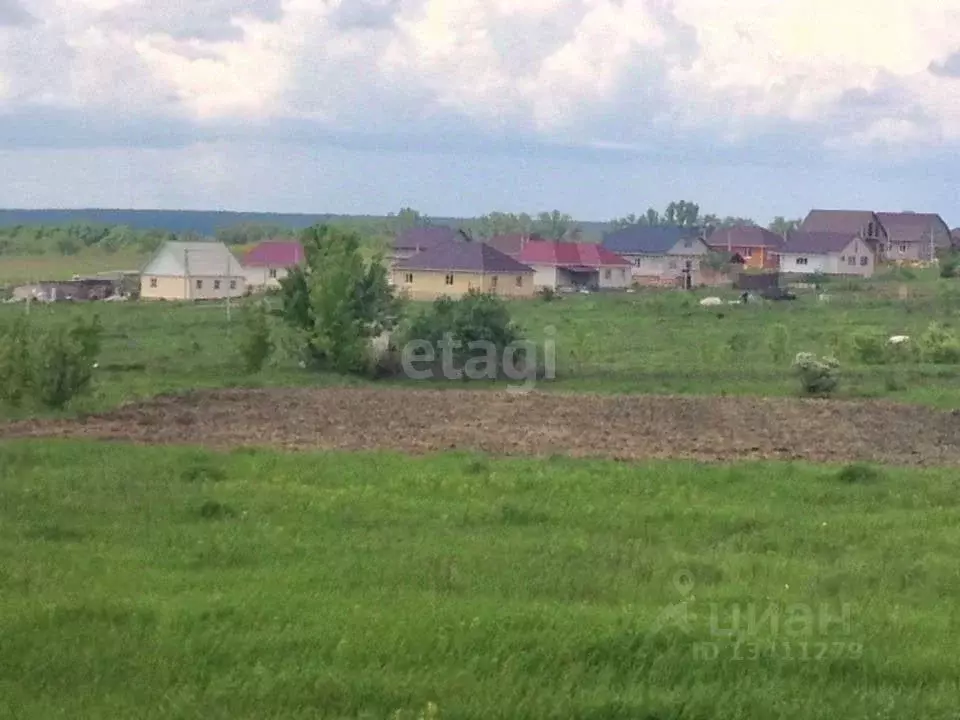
[{"x1": 792, "y1": 352, "x2": 840, "y2": 396}]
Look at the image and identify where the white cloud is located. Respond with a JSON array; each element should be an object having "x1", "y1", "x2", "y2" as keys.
[{"x1": 2, "y1": 0, "x2": 960, "y2": 150}]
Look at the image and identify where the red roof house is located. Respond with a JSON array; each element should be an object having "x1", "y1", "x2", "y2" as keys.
[
  {"x1": 242, "y1": 240, "x2": 305, "y2": 287},
  {"x1": 517, "y1": 240, "x2": 631, "y2": 290}
]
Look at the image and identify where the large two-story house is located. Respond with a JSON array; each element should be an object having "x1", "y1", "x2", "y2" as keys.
[
  {"x1": 799, "y1": 210, "x2": 888, "y2": 262},
  {"x1": 601, "y1": 225, "x2": 711, "y2": 286}
]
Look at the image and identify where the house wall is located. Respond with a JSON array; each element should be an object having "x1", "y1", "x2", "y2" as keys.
[
  {"x1": 393, "y1": 269, "x2": 534, "y2": 300},
  {"x1": 723, "y1": 245, "x2": 779, "y2": 270},
  {"x1": 531, "y1": 265, "x2": 559, "y2": 289},
  {"x1": 245, "y1": 266, "x2": 290, "y2": 289},
  {"x1": 597, "y1": 266, "x2": 631, "y2": 289},
  {"x1": 141, "y1": 274, "x2": 246, "y2": 300},
  {"x1": 779, "y1": 240, "x2": 875, "y2": 278},
  {"x1": 885, "y1": 222, "x2": 952, "y2": 262}
]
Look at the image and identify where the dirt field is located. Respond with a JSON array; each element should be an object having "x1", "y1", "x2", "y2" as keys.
[{"x1": 3, "y1": 387, "x2": 960, "y2": 465}]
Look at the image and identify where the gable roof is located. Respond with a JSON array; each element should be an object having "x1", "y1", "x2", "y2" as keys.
[
  {"x1": 243, "y1": 240, "x2": 304, "y2": 267},
  {"x1": 142, "y1": 241, "x2": 243, "y2": 276},
  {"x1": 875, "y1": 212, "x2": 949, "y2": 241},
  {"x1": 518, "y1": 240, "x2": 630, "y2": 268},
  {"x1": 800, "y1": 209, "x2": 883, "y2": 236},
  {"x1": 602, "y1": 225, "x2": 703, "y2": 254},
  {"x1": 780, "y1": 231, "x2": 859, "y2": 255},
  {"x1": 705, "y1": 225, "x2": 784, "y2": 249},
  {"x1": 392, "y1": 226, "x2": 466, "y2": 252},
  {"x1": 485, "y1": 232, "x2": 548, "y2": 257},
  {"x1": 395, "y1": 240, "x2": 533, "y2": 273}
]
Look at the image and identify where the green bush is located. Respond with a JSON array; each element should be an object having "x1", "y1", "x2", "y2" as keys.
[
  {"x1": 537, "y1": 286, "x2": 557, "y2": 302},
  {"x1": 237, "y1": 300, "x2": 274, "y2": 373},
  {"x1": 939, "y1": 253, "x2": 959, "y2": 278},
  {"x1": 852, "y1": 330, "x2": 889, "y2": 365},
  {"x1": 0, "y1": 314, "x2": 103, "y2": 410},
  {"x1": 766, "y1": 323, "x2": 789, "y2": 363},
  {"x1": 920, "y1": 322, "x2": 960, "y2": 364},
  {"x1": 792, "y1": 352, "x2": 840, "y2": 396}
]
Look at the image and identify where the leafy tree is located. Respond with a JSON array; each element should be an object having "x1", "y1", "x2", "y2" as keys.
[
  {"x1": 533, "y1": 210, "x2": 577, "y2": 240},
  {"x1": 473, "y1": 211, "x2": 534, "y2": 237},
  {"x1": 278, "y1": 224, "x2": 401, "y2": 375},
  {"x1": 237, "y1": 300, "x2": 274, "y2": 373},
  {"x1": 387, "y1": 207, "x2": 430, "y2": 234},
  {"x1": 769, "y1": 217, "x2": 802, "y2": 235}
]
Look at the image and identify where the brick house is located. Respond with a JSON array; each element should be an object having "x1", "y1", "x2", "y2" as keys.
[{"x1": 704, "y1": 224, "x2": 783, "y2": 270}]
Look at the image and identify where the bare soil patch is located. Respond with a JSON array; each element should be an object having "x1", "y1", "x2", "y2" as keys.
[{"x1": 3, "y1": 388, "x2": 960, "y2": 465}]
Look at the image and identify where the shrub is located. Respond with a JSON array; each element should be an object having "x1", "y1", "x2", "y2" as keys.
[
  {"x1": 767, "y1": 323, "x2": 789, "y2": 363},
  {"x1": 792, "y1": 352, "x2": 840, "y2": 396},
  {"x1": 920, "y1": 322, "x2": 960, "y2": 364},
  {"x1": 940, "y1": 253, "x2": 960, "y2": 278},
  {"x1": 836, "y1": 463, "x2": 886, "y2": 484},
  {"x1": 852, "y1": 330, "x2": 888, "y2": 365},
  {"x1": 0, "y1": 314, "x2": 103, "y2": 410},
  {"x1": 32, "y1": 315, "x2": 103, "y2": 409},
  {"x1": 237, "y1": 300, "x2": 274, "y2": 373},
  {"x1": 0, "y1": 316, "x2": 34, "y2": 407},
  {"x1": 537, "y1": 286, "x2": 557, "y2": 302}
]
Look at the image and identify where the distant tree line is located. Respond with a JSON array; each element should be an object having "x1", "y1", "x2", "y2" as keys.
[{"x1": 0, "y1": 203, "x2": 805, "y2": 258}]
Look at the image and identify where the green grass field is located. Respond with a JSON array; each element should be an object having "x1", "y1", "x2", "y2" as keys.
[
  {"x1": 3, "y1": 270, "x2": 960, "y2": 414},
  {"x1": 0, "y1": 249, "x2": 149, "y2": 285},
  {"x1": 2, "y1": 441, "x2": 959, "y2": 718}
]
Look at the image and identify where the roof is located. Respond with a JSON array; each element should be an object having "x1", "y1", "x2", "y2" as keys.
[
  {"x1": 485, "y1": 233, "x2": 547, "y2": 257},
  {"x1": 243, "y1": 240, "x2": 305, "y2": 267},
  {"x1": 875, "y1": 212, "x2": 948, "y2": 241},
  {"x1": 780, "y1": 231, "x2": 858, "y2": 255},
  {"x1": 141, "y1": 241, "x2": 243, "y2": 277},
  {"x1": 800, "y1": 210, "x2": 882, "y2": 235},
  {"x1": 395, "y1": 240, "x2": 533, "y2": 273},
  {"x1": 518, "y1": 240, "x2": 631, "y2": 268},
  {"x1": 705, "y1": 225, "x2": 784, "y2": 249},
  {"x1": 602, "y1": 225, "x2": 703, "y2": 254},
  {"x1": 392, "y1": 226, "x2": 465, "y2": 251}
]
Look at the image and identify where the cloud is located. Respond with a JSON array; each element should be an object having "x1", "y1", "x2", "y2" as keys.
[{"x1": 4, "y1": 0, "x2": 960, "y2": 219}]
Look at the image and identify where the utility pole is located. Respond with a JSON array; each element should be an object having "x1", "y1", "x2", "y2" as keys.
[
  {"x1": 184, "y1": 248, "x2": 190, "y2": 301},
  {"x1": 225, "y1": 255, "x2": 231, "y2": 323}
]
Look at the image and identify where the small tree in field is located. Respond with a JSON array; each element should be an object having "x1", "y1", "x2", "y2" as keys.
[
  {"x1": 278, "y1": 224, "x2": 402, "y2": 375},
  {"x1": 237, "y1": 300, "x2": 274, "y2": 373}
]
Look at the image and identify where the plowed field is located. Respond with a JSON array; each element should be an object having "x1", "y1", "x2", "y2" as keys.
[{"x1": 4, "y1": 387, "x2": 960, "y2": 465}]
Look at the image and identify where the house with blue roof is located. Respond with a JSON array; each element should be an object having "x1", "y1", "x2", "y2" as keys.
[{"x1": 601, "y1": 225, "x2": 711, "y2": 286}]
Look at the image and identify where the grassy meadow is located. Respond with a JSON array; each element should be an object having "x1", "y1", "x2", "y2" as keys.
[
  {"x1": 0, "y1": 248, "x2": 149, "y2": 285},
  {"x1": 2, "y1": 441, "x2": 960, "y2": 718},
  {"x1": 3, "y1": 268, "x2": 960, "y2": 414}
]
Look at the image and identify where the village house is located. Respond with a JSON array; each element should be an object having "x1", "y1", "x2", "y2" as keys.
[
  {"x1": 875, "y1": 212, "x2": 951, "y2": 262},
  {"x1": 517, "y1": 240, "x2": 631, "y2": 290},
  {"x1": 601, "y1": 225, "x2": 710, "y2": 286},
  {"x1": 704, "y1": 224, "x2": 783, "y2": 270},
  {"x1": 140, "y1": 240, "x2": 246, "y2": 300},
  {"x1": 799, "y1": 209, "x2": 888, "y2": 261},
  {"x1": 484, "y1": 232, "x2": 549, "y2": 259},
  {"x1": 392, "y1": 240, "x2": 534, "y2": 300},
  {"x1": 243, "y1": 240, "x2": 305, "y2": 290},
  {"x1": 388, "y1": 226, "x2": 469, "y2": 268},
  {"x1": 778, "y1": 231, "x2": 876, "y2": 278}
]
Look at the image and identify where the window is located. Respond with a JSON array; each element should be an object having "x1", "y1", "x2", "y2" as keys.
[
  {"x1": 744, "y1": 248, "x2": 753, "y2": 257},
  {"x1": 214, "y1": 280, "x2": 221, "y2": 289},
  {"x1": 668, "y1": 259, "x2": 678, "y2": 270},
  {"x1": 196, "y1": 280, "x2": 203, "y2": 289},
  {"x1": 867, "y1": 222, "x2": 875, "y2": 236},
  {"x1": 149, "y1": 277, "x2": 158, "y2": 288},
  {"x1": 490, "y1": 276, "x2": 498, "y2": 288},
  {"x1": 229, "y1": 280, "x2": 237, "y2": 290},
  {"x1": 404, "y1": 273, "x2": 413, "y2": 284},
  {"x1": 683, "y1": 239, "x2": 693, "y2": 248},
  {"x1": 848, "y1": 256, "x2": 856, "y2": 266},
  {"x1": 515, "y1": 276, "x2": 523, "y2": 287},
  {"x1": 899, "y1": 243, "x2": 907, "y2": 253},
  {"x1": 604, "y1": 269, "x2": 612, "y2": 280},
  {"x1": 445, "y1": 274, "x2": 454, "y2": 285},
  {"x1": 634, "y1": 257, "x2": 643, "y2": 267},
  {"x1": 269, "y1": 268, "x2": 278, "y2": 279},
  {"x1": 840, "y1": 256, "x2": 845, "y2": 262},
  {"x1": 860, "y1": 256, "x2": 868, "y2": 266},
  {"x1": 796, "y1": 257, "x2": 808, "y2": 266}
]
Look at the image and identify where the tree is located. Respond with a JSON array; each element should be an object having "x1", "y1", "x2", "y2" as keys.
[
  {"x1": 278, "y1": 224, "x2": 402, "y2": 375},
  {"x1": 533, "y1": 210, "x2": 577, "y2": 240},
  {"x1": 473, "y1": 211, "x2": 534, "y2": 237},
  {"x1": 663, "y1": 200, "x2": 701, "y2": 227},
  {"x1": 769, "y1": 217, "x2": 801, "y2": 235},
  {"x1": 387, "y1": 207, "x2": 430, "y2": 234}
]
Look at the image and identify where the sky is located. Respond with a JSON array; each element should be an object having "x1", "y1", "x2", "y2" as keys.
[{"x1": 2, "y1": 0, "x2": 960, "y2": 226}]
